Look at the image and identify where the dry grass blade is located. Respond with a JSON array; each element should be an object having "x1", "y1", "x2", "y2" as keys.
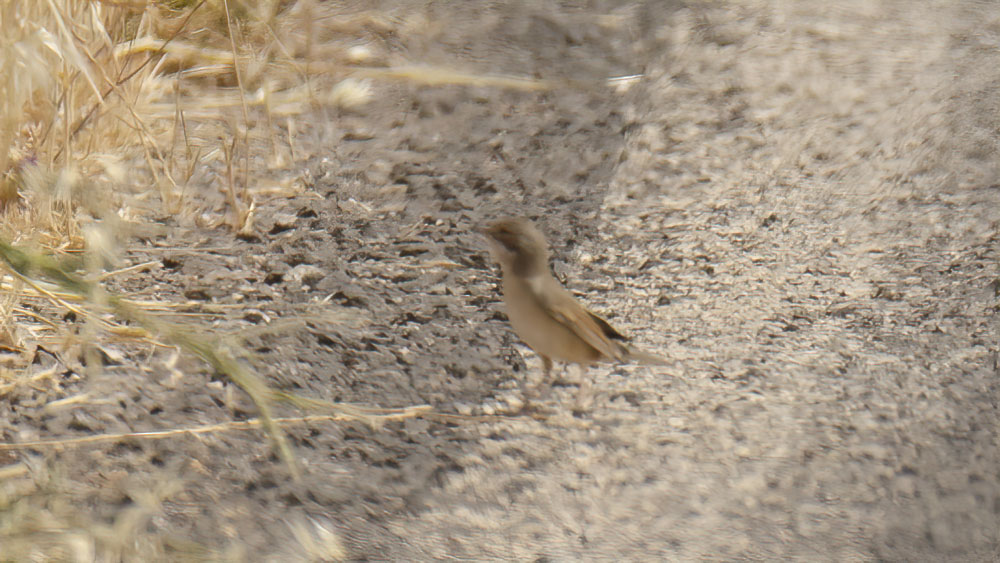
[
  {"x1": 270, "y1": 392, "x2": 433, "y2": 429},
  {"x1": 0, "y1": 364, "x2": 61, "y2": 397},
  {"x1": 0, "y1": 237, "x2": 298, "y2": 479},
  {"x1": 0, "y1": 459, "x2": 200, "y2": 561},
  {"x1": 0, "y1": 411, "x2": 430, "y2": 451},
  {"x1": 352, "y1": 65, "x2": 555, "y2": 90},
  {"x1": 113, "y1": 36, "x2": 234, "y2": 66}
]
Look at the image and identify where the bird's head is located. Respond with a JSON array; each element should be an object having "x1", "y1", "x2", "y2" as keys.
[{"x1": 482, "y1": 217, "x2": 550, "y2": 277}]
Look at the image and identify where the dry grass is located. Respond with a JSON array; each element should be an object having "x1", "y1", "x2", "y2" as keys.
[{"x1": 0, "y1": 0, "x2": 553, "y2": 558}]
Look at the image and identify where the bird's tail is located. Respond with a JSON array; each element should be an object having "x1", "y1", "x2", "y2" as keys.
[{"x1": 626, "y1": 347, "x2": 669, "y2": 365}]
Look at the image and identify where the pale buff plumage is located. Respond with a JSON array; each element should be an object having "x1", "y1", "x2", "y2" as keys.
[{"x1": 483, "y1": 217, "x2": 665, "y2": 382}]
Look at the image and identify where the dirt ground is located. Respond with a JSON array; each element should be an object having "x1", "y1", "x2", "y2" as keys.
[{"x1": 4, "y1": 0, "x2": 999, "y2": 560}]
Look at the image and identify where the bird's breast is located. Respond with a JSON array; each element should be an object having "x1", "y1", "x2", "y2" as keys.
[{"x1": 502, "y1": 275, "x2": 603, "y2": 365}]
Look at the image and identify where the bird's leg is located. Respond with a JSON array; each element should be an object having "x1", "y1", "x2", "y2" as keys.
[
  {"x1": 540, "y1": 356, "x2": 556, "y2": 399},
  {"x1": 522, "y1": 355, "x2": 555, "y2": 405},
  {"x1": 538, "y1": 356, "x2": 555, "y2": 399},
  {"x1": 520, "y1": 354, "x2": 552, "y2": 401},
  {"x1": 572, "y1": 366, "x2": 594, "y2": 414},
  {"x1": 542, "y1": 356, "x2": 553, "y2": 381}
]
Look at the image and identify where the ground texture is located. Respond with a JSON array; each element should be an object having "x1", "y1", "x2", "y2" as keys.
[{"x1": 3, "y1": 1, "x2": 999, "y2": 560}]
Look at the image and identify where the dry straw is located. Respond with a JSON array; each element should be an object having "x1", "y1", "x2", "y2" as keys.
[{"x1": 0, "y1": 0, "x2": 557, "y2": 558}]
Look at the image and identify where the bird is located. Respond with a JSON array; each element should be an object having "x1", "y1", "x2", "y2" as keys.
[{"x1": 482, "y1": 217, "x2": 666, "y2": 403}]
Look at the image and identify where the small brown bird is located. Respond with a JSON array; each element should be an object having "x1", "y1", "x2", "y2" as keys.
[{"x1": 483, "y1": 217, "x2": 665, "y2": 391}]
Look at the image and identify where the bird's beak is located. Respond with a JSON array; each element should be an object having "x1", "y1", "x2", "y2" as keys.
[
  {"x1": 479, "y1": 227, "x2": 505, "y2": 264},
  {"x1": 478, "y1": 225, "x2": 501, "y2": 245}
]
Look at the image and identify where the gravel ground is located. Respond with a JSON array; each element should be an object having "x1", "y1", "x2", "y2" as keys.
[{"x1": 3, "y1": 1, "x2": 997, "y2": 560}]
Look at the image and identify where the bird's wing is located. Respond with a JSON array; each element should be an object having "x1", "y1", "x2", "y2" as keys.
[
  {"x1": 577, "y1": 307, "x2": 668, "y2": 365},
  {"x1": 535, "y1": 283, "x2": 629, "y2": 362}
]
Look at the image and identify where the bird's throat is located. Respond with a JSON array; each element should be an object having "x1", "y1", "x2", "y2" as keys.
[{"x1": 526, "y1": 274, "x2": 548, "y2": 297}]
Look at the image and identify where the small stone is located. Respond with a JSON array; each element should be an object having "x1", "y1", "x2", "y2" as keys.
[
  {"x1": 287, "y1": 264, "x2": 325, "y2": 285},
  {"x1": 501, "y1": 394, "x2": 525, "y2": 412}
]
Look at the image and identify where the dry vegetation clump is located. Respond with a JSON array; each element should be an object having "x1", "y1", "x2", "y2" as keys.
[{"x1": 0, "y1": 0, "x2": 490, "y2": 558}]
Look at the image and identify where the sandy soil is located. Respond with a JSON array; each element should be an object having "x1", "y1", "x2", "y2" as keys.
[{"x1": 3, "y1": 0, "x2": 998, "y2": 560}]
